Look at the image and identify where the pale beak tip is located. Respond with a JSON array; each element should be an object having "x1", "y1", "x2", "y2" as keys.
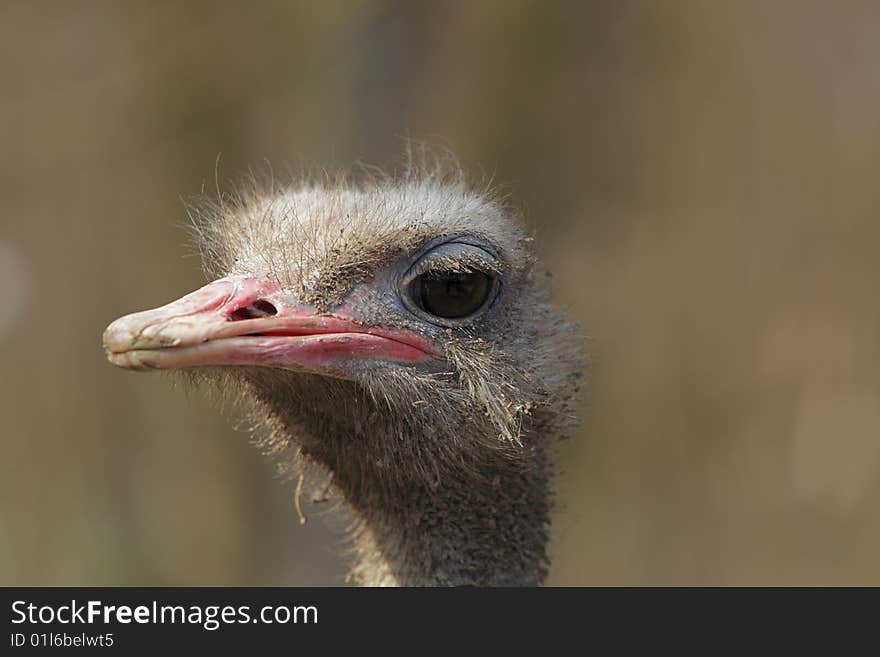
[
  {"x1": 102, "y1": 321, "x2": 132, "y2": 355},
  {"x1": 105, "y1": 349, "x2": 160, "y2": 372}
]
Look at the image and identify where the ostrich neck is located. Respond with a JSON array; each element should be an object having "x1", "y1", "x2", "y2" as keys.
[
  {"x1": 265, "y1": 391, "x2": 554, "y2": 587},
  {"x1": 343, "y1": 445, "x2": 553, "y2": 587}
]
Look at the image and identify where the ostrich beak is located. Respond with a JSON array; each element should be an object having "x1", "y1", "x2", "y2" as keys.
[{"x1": 103, "y1": 276, "x2": 437, "y2": 374}]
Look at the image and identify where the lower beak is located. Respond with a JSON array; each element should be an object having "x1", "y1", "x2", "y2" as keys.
[{"x1": 103, "y1": 276, "x2": 436, "y2": 375}]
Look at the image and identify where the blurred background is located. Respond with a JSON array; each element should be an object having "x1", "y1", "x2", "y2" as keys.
[{"x1": 2, "y1": 0, "x2": 879, "y2": 585}]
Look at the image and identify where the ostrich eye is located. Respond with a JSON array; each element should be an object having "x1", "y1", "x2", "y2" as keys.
[
  {"x1": 402, "y1": 239, "x2": 502, "y2": 324},
  {"x1": 410, "y1": 270, "x2": 494, "y2": 319}
]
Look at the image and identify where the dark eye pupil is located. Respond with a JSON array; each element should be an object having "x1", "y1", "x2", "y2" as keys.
[{"x1": 413, "y1": 270, "x2": 493, "y2": 319}]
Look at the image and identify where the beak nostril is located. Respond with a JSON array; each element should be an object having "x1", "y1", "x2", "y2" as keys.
[
  {"x1": 228, "y1": 307, "x2": 256, "y2": 321},
  {"x1": 252, "y1": 299, "x2": 278, "y2": 316},
  {"x1": 228, "y1": 299, "x2": 278, "y2": 321}
]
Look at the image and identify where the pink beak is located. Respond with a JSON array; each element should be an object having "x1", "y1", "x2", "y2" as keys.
[{"x1": 103, "y1": 276, "x2": 437, "y2": 375}]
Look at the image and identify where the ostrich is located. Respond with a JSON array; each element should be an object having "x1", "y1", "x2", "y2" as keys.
[{"x1": 103, "y1": 164, "x2": 582, "y2": 586}]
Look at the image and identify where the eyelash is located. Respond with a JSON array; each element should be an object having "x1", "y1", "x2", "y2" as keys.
[{"x1": 405, "y1": 248, "x2": 500, "y2": 280}]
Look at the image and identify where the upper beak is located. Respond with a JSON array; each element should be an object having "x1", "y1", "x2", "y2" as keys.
[{"x1": 103, "y1": 275, "x2": 437, "y2": 375}]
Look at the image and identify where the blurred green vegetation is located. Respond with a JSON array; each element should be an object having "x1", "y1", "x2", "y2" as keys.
[{"x1": 1, "y1": 0, "x2": 879, "y2": 585}]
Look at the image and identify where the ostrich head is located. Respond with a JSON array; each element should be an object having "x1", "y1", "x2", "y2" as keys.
[{"x1": 104, "y1": 166, "x2": 582, "y2": 586}]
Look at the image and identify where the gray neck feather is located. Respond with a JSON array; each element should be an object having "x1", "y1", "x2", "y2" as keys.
[
  {"x1": 343, "y1": 445, "x2": 552, "y2": 586},
  {"x1": 245, "y1": 372, "x2": 553, "y2": 587}
]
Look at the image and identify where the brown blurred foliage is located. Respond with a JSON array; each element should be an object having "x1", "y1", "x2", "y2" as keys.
[{"x1": 1, "y1": 1, "x2": 879, "y2": 585}]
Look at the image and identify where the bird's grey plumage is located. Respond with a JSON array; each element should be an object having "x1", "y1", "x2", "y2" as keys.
[{"x1": 176, "y1": 162, "x2": 581, "y2": 585}]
